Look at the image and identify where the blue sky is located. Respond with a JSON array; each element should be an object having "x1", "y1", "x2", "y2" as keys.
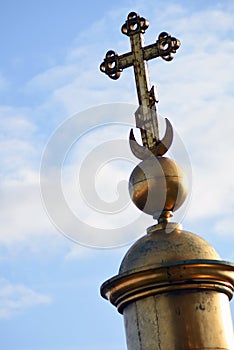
[{"x1": 0, "y1": 1, "x2": 234, "y2": 349}]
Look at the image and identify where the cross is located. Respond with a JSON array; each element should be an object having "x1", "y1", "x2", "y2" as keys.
[{"x1": 100, "y1": 12, "x2": 180, "y2": 158}]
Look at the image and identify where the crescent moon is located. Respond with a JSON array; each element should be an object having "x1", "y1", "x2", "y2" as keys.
[
  {"x1": 153, "y1": 118, "x2": 173, "y2": 156},
  {"x1": 129, "y1": 128, "x2": 151, "y2": 160},
  {"x1": 129, "y1": 118, "x2": 173, "y2": 159}
]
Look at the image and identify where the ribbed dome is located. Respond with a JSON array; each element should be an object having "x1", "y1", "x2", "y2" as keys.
[{"x1": 119, "y1": 224, "x2": 221, "y2": 274}]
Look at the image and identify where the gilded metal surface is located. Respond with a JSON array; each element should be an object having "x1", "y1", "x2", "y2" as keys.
[
  {"x1": 129, "y1": 117, "x2": 173, "y2": 159},
  {"x1": 101, "y1": 227, "x2": 228, "y2": 309},
  {"x1": 119, "y1": 226, "x2": 221, "y2": 273},
  {"x1": 100, "y1": 12, "x2": 180, "y2": 156},
  {"x1": 128, "y1": 157, "x2": 187, "y2": 218},
  {"x1": 123, "y1": 291, "x2": 234, "y2": 350},
  {"x1": 101, "y1": 260, "x2": 234, "y2": 313},
  {"x1": 101, "y1": 225, "x2": 234, "y2": 349}
]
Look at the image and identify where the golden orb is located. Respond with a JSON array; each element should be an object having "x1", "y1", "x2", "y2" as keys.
[{"x1": 129, "y1": 156, "x2": 187, "y2": 218}]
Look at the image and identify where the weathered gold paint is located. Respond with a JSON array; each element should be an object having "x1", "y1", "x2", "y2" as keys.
[
  {"x1": 123, "y1": 291, "x2": 233, "y2": 350},
  {"x1": 101, "y1": 225, "x2": 234, "y2": 349}
]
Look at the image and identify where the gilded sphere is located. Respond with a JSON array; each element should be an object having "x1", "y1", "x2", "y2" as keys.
[{"x1": 129, "y1": 157, "x2": 187, "y2": 217}]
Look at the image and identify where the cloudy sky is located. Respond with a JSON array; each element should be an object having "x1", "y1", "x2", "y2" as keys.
[{"x1": 0, "y1": 0, "x2": 234, "y2": 349}]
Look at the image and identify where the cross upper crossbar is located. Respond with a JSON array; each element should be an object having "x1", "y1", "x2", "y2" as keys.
[
  {"x1": 100, "y1": 12, "x2": 180, "y2": 156},
  {"x1": 100, "y1": 32, "x2": 180, "y2": 81}
]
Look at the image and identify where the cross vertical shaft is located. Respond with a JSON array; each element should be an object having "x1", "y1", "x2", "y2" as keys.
[
  {"x1": 100, "y1": 11, "x2": 180, "y2": 158},
  {"x1": 128, "y1": 28, "x2": 159, "y2": 147}
]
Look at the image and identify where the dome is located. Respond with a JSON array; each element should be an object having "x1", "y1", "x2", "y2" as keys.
[{"x1": 119, "y1": 224, "x2": 221, "y2": 274}]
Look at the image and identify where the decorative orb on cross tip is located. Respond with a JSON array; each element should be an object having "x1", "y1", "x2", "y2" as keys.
[{"x1": 129, "y1": 156, "x2": 188, "y2": 220}]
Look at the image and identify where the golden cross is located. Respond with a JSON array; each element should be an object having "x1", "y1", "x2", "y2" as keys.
[{"x1": 100, "y1": 12, "x2": 180, "y2": 158}]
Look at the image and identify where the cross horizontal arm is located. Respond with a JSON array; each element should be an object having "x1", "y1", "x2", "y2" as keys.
[
  {"x1": 100, "y1": 32, "x2": 180, "y2": 80},
  {"x1": 118, "y1": 52, "x2": 134, "y2": 70},
  {"x1": 144, "y1": 33, "x2": 180, "y2": 62}
]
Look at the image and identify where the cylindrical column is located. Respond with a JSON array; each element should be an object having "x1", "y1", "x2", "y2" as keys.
[
  {"x1": 124, "y1": 291, "x2": 233, "y2": 350},
  {"x1": 101, "y1": 225, "x2": 234, "y2": 350}
]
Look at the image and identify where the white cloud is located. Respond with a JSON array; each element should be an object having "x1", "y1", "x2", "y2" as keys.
[
  {"x1": 65, "y1": 244, "x2": 94, "y2": 261},
  {"x1": 0, "y1": 106, "x2": 38, "y2": 175},
  {"x1": 0, "y1": 278, "x2": 51, "y2": 319},
  {"x1": 0, "y1": 107, "x2": 35, "y2": 137},
  {"x1": 171, "y1": 8, "x2": 234, "y2": 38},
  {"x1": 0, "y1": 174, "x2": 51, "y2": 244},
  {"x1": 25, "y1": 64, "x2": 80, "y2": 94},
  {"x1": 214, "y1": 217, "x2": 234, "y2": 238},
  {"x1": 0, "y1": 106, "x2": 61, "y2": 251}
]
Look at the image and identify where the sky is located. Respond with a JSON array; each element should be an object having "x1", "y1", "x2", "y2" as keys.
[{"x1": 0, "y1": 0, "x2": 234, "y2": 349}]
